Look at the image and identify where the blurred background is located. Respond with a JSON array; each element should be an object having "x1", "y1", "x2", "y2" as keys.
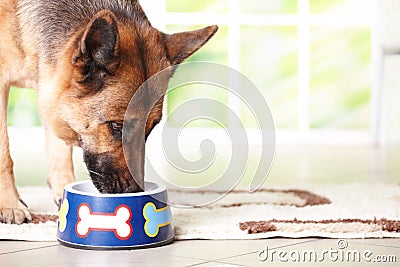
[{"x1": 8, "y1": 0, "x2": 400, "y2": 187}]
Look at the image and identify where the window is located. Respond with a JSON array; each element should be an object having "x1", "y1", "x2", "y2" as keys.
[
  {"x1": 8, "y1": 87, "x2": 40, "y2": 127},
  {"x1": 159, "y1": 0, "x2": 378, "y2": 144},
  {"x1": 9, "y1": 0, "x2": 380, "y2": 144}
]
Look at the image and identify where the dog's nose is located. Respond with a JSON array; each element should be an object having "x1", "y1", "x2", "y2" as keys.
[{"x1": 123, "y1": 183, "x2": 143, "y2": 193}]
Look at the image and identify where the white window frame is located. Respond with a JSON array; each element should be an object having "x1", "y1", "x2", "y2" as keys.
[{"x1": 141, "y1": 0, "x2": 383, "y2": 145}]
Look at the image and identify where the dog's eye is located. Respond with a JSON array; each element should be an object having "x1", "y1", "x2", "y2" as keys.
[{"x1": 109, "y1": 122, "x2": 123, "y2": 132}]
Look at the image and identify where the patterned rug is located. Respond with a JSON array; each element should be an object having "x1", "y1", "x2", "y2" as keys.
[{"x1": 1, "y1": 182, "x2": 399, "y2": 241}]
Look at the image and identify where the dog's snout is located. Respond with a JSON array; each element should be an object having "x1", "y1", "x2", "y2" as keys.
[
  {"x1": 83, "y1": 151, "x2": 143, "y2": 194},
  {"x1": 118, "y1": 174, "x2": 143, "y2": 193},
  {"x1": 90, "y1": 171, "x2": 142, "y2": 194},
  {"x1": 124, "y1": 183, "x2": 142, "y2": 193}
]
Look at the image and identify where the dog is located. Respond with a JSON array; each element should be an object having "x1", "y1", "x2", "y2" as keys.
[{"x1": 0, "y1": 0, "x2": 217, "y2": 224}]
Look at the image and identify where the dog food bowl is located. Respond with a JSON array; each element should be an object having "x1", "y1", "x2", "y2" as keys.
[{"x1": 57, "y1": 180, "x2": 174, "y2": 249}]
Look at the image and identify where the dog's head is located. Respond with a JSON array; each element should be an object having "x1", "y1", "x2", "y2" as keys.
[{"x1": 45, "y1": 7, "x2": 217, "y2": 193}]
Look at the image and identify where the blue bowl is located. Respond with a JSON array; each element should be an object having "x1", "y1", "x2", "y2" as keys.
[{"x1": 57, "y1": 180, "x2": 174, "y2": 249}]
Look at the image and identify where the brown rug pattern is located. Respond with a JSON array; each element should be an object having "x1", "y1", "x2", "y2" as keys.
[
  {"x1": 31, "y1": 214, "x2": 58, "y2": 224},
  {"x1": 2, "y1": 183, "x2": 399, "y2": 240},
  {"x1": 240, "y1": 218, "x2": 400, "y2": 234},
  {"x1": 220, "y1": 189, "x2": 331, "y2": 207}
]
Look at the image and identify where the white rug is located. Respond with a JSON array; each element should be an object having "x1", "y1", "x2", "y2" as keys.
[{"x1": 1, "y1": 182, "x2": 399, "y2": 241}]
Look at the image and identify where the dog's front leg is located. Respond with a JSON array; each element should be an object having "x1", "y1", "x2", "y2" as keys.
[
  {"x1": 45, "y1": 127, "x2": 75, "y2": 207},
  {"x1": 0, "y1": 86, "x2": 31, "y2": 224}
]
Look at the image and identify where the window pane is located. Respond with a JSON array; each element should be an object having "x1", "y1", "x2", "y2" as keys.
[
  {"x1": 167, "y1": 83, "x2": 229, "y2": 128},
  {"x1": 240, "y1": 0, "x2": 297, "y2": 14},
  {"x1": 240, "y1": 26, "x2": 298, "y2": 128},
  {"x1": 165, "y1": 25, "x2": 228, "y2": 65},
  {"x1": 8, "y1": 87, "x2": 41, "y2": 126},
  {"x1": 310, "y1": 27, "x2": 371, "y2": 129},
  {"x1": 166, "y1": 25, "x2": 229, "y2": 127},
  {"x1": 166, "y1": 0, "x2": 228, "y2": 13},
  {"x1": 310, "y1": 0, "x2": 373, "y2": 16}
]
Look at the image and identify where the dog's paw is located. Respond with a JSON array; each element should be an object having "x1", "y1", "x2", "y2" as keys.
[
  {"x1": 50, "y1": 183, "x2": 65, "y2": 210},
  {"x1": 0, "y1": 201, "x2": 32, "y2": 224},
  {"x1": 47, "y1": 175, "x2": 74, "y2": 210},
  {"x1": 54, "y1": 197, "x2": 62, "y2": 209}
]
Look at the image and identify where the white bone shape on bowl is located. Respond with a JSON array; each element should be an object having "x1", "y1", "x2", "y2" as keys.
[{"x1": 76, "y1": 203, "x2": 133, "y2": 240}]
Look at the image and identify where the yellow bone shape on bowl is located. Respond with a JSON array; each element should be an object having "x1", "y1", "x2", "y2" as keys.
[{"x1": 58, "y1": 199, "x2": 69, "y2": 232}]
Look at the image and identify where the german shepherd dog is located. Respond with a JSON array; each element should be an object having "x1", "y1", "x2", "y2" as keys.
[{"x1": 0, "y1": 0, "x2": 217, "y2": 224}]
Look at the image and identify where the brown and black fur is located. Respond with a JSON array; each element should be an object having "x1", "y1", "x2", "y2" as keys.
[{"x1": 0, "y1": 0, "x2": 217, "y2": 224}]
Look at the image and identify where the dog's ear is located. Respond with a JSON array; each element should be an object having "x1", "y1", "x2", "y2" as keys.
[
  {"x1": 163, "y1": 25, "x2": 218, "y2": 65},
  {"x1": 71, "y1": 10, "x2": 120, "y2": 95}
]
